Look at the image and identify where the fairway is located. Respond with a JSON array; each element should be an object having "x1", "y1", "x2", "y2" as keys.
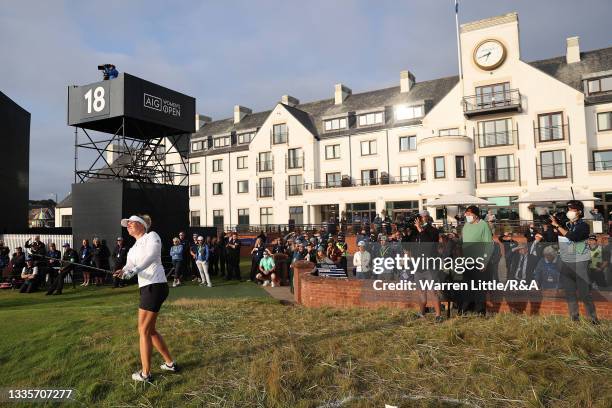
[{"x1": 0, "y1": 281, "x2": 611, "y2": 408}]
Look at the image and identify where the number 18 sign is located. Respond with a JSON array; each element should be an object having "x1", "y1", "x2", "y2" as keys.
[{"x1": 80, "y1": 82, "x2": 110, "y2": 118}]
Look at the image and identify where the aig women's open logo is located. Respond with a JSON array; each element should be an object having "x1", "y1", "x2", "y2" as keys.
[{"x1": 143, "y1": 93, "x2": 182, "y2": 117}]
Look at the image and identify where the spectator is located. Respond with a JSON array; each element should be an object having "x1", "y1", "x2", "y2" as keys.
[
  {"x1": 589, "y1": 208, "x2": 604, "y2": 221},
  {"x1": 256, "y1": 251, "x2": 276, "y2": 287},
  {"x1": 352, "y1": 241, "x2": 371, "y2": 279},
  {"x1": 326, "y1": 240, "x2": 342, "y2": 265},
  {"x1": 271, "y1": 237, "x2": 286, "y2": 255},
  {"x1": 79, "y1": 239, "x2": 93, "y2": 286},
  {"x1": 170, "y1": 237, "x2": 184, "y2": 287},
  {"x1": 485, "y1": 210, "x2": 496, "y2": 231},
  {"x1": 316, "y1": 246, "x2": 335, "y2": 265},
  {"x1": 499, "y1": 232, "x2": 518, "y2": 272},
  {"x1": 372, "y1": 235, "x2": 395, "y2": 280},
  {"x1": 524, "y1": 224, "x2": 537, "y2": 242},
  {"x1": 226, "y1": 232, "x2": 241, "y2": 280},
  {"x1": 46, "y1": 243, "x2": 78, "y2": 295},
  {"x1": 587, "y1": 235, "x2": 608, "y2": 289},
  {"x1": 256, "y1": 230, "x2": 267, "y2": 244},
  {"x1": 458, "y1": 205, "x2": 493, "y2": 315},
  {"x1": 46, "y1": 243, "x2": 62, "y2": 287},
  {"x1": 509, "y1": 244, "x2": 538, "y2": 282},
  {"x1": 549, "y1": 200, "x2": 598, "y2": 323},
  {"x1": 541, "y1": 223, "x2": 558, "y2": 243},
  {"x1": 217, "y1": 234, "x2": 228, "y2": 278},
  {"x1": 0, "y1": 241, "x2": 9, "y2": 273},
  {"x1": 92, "y1": 238, "x2": 110, "y2": 286},
  {"x1": 412, "y1": 212, "x2": 442, "y2": 320},
  {"x1": 20, "y1": 257, "x2": 40, "y2": 293},
  {"x1": 25, "y1": 235, "x2": 46, "y2": 266},
  {"x1": 528, "y1": 232, "x2": 545, "y2": 258},
  {"x1": 194, "y1": 236, "x2": 212, "y2": 287},
  {"x1": 250, "y1": 238, "x2": 267, "y2": 282},
  {"x1": 189, "y1": 233, "x2": 200, "y2": 283},
  {"x1": 209, "y1": 236, "x2": 219, "y2": 277},
  {"x1": 533, "y1": 245, "x2": 561, "y2": 289},
  {"x1": 9, "y1": 247, "x2": 25, "y2": 277},
  {"x1": 113, "y1": 237, "x2": 128, "y2": 288}
]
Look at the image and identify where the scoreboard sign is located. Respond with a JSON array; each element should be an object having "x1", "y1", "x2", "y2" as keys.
[{"x1": 68, "y1": 73, "x2": 195, "y2": 137}]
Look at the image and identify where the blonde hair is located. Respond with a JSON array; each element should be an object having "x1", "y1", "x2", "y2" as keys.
[{"x1": 138, "y1": 214, "x2": 152, "y2": 231}]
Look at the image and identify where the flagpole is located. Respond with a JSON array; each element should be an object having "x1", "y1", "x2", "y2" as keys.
[{"x1": 455, "y1": 0, "x2": 463, "y2": 81}]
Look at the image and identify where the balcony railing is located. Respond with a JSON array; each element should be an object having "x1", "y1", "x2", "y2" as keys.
[
  {"x1": 256, "y1": 159, "x2": 274, "y2": 173},
  {"x1": 477, "y1": 167, "x2": 517, "y2": 184},
  {"x1": 256, "y1": 184, "x2": 274, "y2": 198},
  {"x1": 286, "y1": 155, "x2": 304, "y2": 170},
  {"x1": 534, "y1": 124, "x2": 569, "y2": 144},
  {"x1": 462, "y1": 89, "x2": 522, "y2": 117},
  {"x1": 589, "y1": 160, "x2": 612, "y2": 171},
  {"x1": 477, "y1": 130, "x2": 517, "y2": 148},
  {"x1": 303, "y1": 175, "x2": 419, "y2": 190},
  {"x1": 537, "y1": 162, "x2": 572, "y2": 181},
  {"x1": 271, "y1": 131, "x2": 288, "y2": 145}
]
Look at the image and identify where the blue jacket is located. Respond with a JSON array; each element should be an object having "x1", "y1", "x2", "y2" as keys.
[
  {"x1": 170, "y1": 244, "x2": 184, "y2": 261},
  {"x1": 196, "y1": 244, "x2": 209, "y2": 262}
]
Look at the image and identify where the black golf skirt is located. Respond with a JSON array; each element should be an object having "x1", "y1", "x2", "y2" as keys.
[{"x1": 139, "y1": 282, "x2": 169, "y2": 312}]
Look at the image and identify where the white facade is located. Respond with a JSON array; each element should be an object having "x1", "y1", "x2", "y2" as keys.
[{"x1": 188, "y1": 12, "x2": 612, "y2": 228}]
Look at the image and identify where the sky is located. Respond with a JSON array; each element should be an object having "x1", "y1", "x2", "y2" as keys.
[{"x1": 1, "y1": 0, "x2": 611, "y2": 201}]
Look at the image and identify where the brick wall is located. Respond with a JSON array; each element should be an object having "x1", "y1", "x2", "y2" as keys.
[{"x1": 292, "y1": 261, "x2": 612, "y2": 319}]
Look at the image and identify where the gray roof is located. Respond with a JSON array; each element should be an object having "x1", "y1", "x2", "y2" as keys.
[
  {"x1": 56, "y1": 193, "x2": 72, "y2": 208},
  {"x1": 191, "y1": 46, "x2": 612, "y2": 156}
]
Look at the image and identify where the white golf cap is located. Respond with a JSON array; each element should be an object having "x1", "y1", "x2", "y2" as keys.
[
  {"x1": 120, "y1": 215, "x2": 147, "y2": 229},
  {"x1": 358, "y1": 241, "x2": 366, "y2": 246}
]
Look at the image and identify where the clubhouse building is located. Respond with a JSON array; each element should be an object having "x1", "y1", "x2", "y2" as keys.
[{"x1": 185, "y1": 12, "x2": 612, "y2": 229}]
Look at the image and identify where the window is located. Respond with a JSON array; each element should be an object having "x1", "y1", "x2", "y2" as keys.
[
  {"x1": 258, "y1": 152, "x2": 273, "y2": 172},
  {"x1": 420, "y1": 158, "x2": 426, "y2": 180},
  {"x1": 587, "y1": 76, "x2": 612, "y2": 94},
  {"x1": 361, "y1": 169, "x2": 378, "y2": 185},
  {"x1": 191, "y1": 141, "x2": 204, "y2": 152},
  {"x1": 325, "y1": 144, "x2": 340, "y2": 159},
  {"x1": 212, "y1": 159, "x2": 223, "y2": 172},
  {"x1": 395, "y1": 104, "x2": 424, "y2": 121},
  {"x1": 475, "y1": 82, "x2": 511, "y2": 108},
  {"x1": 593, "y1": 150, "x2": 612, "y2": 171},
  {"x1": 237, "y1": 156, "x2": 248, "y2": 169},
  {"x1": 399, "y1": 136, "x2": 416, "y2": 151},
  {"x1": 237, "y1": 180, "x2": 249, "y2": 193},
  {"x1": 479, "y1": 155, "x2": 514, "y2": 183},
  {"x1": 289, "y1": 206, "x2": 304, "y2": 225},
  {"x1": 439, "y1": 128, "x2": 460, "y2": 136},
  {"x1": 434, "y1": 156, "x2": 445, "y2": 179},
  {"x1": 61, "y1": 214, "x2": 72, "y2": 227},
  {"x1": 455, "y1": 156, "x2": 466, "y2": 178},
  {"x1": 288, "y1": 175, "x2": 303, "y2": 196},
  {"x1": 287, "y1": 148, "x2": 302, "y2": 169},
  {"x1": 238, "y1": 132, "x2": 254, "y2": 144},
  {"x1": 326, "y1": 172, "x2": 341, "y2": 188},
  {"x1": 258, "y1": 177, "x2": 273, "y2": 197},
  {"x1": 360, "y1": 140, "x2": 377, "y2": 156},
  {"x1": 212, "y1": 210, "x2": 224, "y2": 228},
  {"x1": 540, "y1": 150, "x2": 567, "y2": 179},
  {"x1": 190, "y1": 211, "x2": 200, "y2": 226},
  {"x1": 597, "y1": 112, "x2": 612, "y2": 131},
  {"x1": 237, "y1": 209, "x2": 250, "y2": 225},
  {"x1": 190, "y1": 162, "x2": 200, "y2": 174},
  {"x1": 272, "y1": 123, "x2": 287, "y2": 144},
  {"x1": 260, "y1": 207, "x2": 273, "y2": 224},
  {"x1": 538, "y1": 112, "x2": 564, "y2": 141},
  {"x1": 213, "y1": 136, "x2": 230, "y2": 148},
  {"x1": 400, "y1": 166, "x2": 418, "y2": 183},
  {"x1": 164, "y1": 164, "x2": 175, "y2": 183},
  {"x1": 358, "y1": 112, "x2": 383, "y2": 126},
  {"x1": 212, "y1": 182, "x2": 223, "y2": 195},
  {"x1": 190, "y1": 184, "x2": 200, "y2": 197},
  {"x1": 324, "y1": 117, "x2": 347, "y2": 131},
  {"x1": 477, "y1": 118, "x2": 513, "y2": 147}
]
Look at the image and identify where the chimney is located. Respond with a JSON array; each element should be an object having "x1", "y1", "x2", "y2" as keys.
[
  {"x1": 234, "y1": 105, "x2": 252, "y2": 124},
  {"x1": 400, "y1": 70, "x2": 416, "y2": 93},
  {"x1": 281, "y1": 94, "x2": 300, "y2": 107},
  {"x1": 195, "y1": 114, "x2": 212, "y2": 130},
  {"x1": 334, "y1": 83, "x2": 352, "y2": 105},
  {"x1": 566, "y1": 36, "x2": 580, "y2": 64}
]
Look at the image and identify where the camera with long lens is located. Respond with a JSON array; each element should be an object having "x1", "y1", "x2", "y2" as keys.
[{"x1": 97, "y1": 64, "x2": 116, "y2": 80}]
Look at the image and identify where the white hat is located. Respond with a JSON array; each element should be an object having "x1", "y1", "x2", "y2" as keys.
[
  {"x1": 358, "y1": 241, "x2": 366, "y2": 246},
  {"x1": 120, "y1": 215, "x2": 147, "y2": 230}
]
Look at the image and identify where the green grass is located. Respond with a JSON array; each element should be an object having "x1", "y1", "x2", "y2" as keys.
[{"x1": 0, "y1": 276, "x2": 610, "y2": 407}]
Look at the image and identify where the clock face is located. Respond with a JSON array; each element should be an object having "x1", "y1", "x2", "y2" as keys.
[{"x1": 473, "y1": 40, "x2": 506, "y2": 70}]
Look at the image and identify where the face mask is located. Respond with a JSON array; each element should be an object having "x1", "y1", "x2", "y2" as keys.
[
  {"x1": 566, "y1": 211, "x2": 577, "y2": 221},
  {"x1": 465, "y1": 215, "x2": 474, "y2": 223}
]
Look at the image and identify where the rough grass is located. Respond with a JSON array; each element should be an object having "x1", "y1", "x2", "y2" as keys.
[{"x1": 0, "y1": 285, "x2": 610, "y2": 408}]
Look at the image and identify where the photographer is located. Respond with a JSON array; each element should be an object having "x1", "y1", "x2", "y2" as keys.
[
  {"x1": 25, "y1": 236, "x2": 46, "y2": 267},
  {"x1": 549, "y1": 200, "x2": 598, "y2": 323},
  {"x1": 46, "y1": 243, "x2": 78, "y2": 295}
]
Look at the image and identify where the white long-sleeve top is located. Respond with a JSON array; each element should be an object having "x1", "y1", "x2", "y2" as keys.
[
  {"x1": 353, "y1": 250, "x2": 371, "y2": 273},
  {"x1": 122, "y1": 231, "x2": 167, "y2": 288}
]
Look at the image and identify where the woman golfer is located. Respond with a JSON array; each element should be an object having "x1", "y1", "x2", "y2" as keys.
[{"x1": 113, "y1": 214, "x2": 178, "y2": 382}]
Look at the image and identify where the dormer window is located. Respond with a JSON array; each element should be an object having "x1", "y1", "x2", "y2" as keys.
[
  {"x1": 394, "y1": 104, "x2": 424, "y2": 121},
  {"x1": 358, "y1": 112, "x2": 384, "y2": 126},
  {"x1": 213, "y1": 136, "x2": 231, "y2": 148},
  {"x1": 238, "y1": 132, "x2": 255, "y2": 144},
  {"x1": 587, "y1": 76, "x2": 612, "y2": 94},
  {"x1": 191, "y1": 141, "x2": 205, "y2": 152},
  {"x1": 324, "y1": 117, "x2": 347, "y2": 131}
]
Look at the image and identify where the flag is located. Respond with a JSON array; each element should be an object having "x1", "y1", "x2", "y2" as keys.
[{"x1": 455, "y1": 0, "x2": 459, "y2": 14}]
